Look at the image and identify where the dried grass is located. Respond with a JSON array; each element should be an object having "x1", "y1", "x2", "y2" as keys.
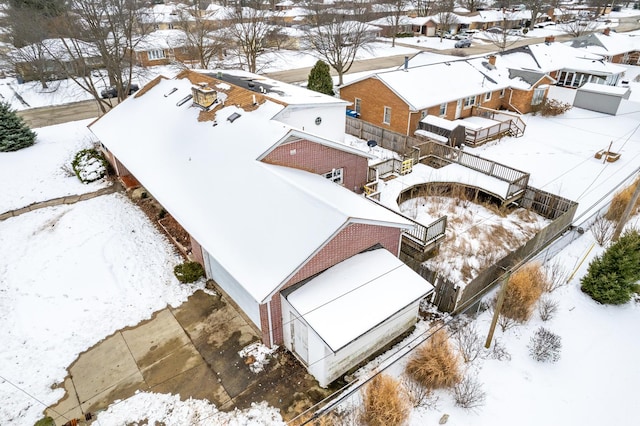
[
  {"x1": 405, "y1": 330, "x2": 461, "y2": 390},
  {"x1": 502, "y1": 262, "x2": 547, "y2": 323},
  {"x1": 606, "y1": 178, "x2": 640, "y2": 222},
  {"x1": 360, "y1": 374, "x2": 410, "y2": 426}
]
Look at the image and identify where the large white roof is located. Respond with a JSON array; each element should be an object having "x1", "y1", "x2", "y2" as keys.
[
  {"x1": 90, "y1": 72, "x2": 410, "y2": 304},
  {"x1": 287, "y1": 248, "x2": 433, "y2": 352}
]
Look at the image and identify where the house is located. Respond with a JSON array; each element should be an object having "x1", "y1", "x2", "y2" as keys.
[
  {"x1": 9, "y1": 38, "x2": 102, "y2": 82},
  {"x1": 339, "y1": 54, "x2": 551, "y2": 137},
  {"x1": 500, "y1": 39, "x2": 626, "y2": 87},
  {"x1": 569, "y1": 28, "x2": 640, "y2": 65},
  {"x1": 89, "y1": 69, "x2": 434, "y2": 387},
  {"x1": 132, "y1": 29, "x2": 204, "y2": 67}
]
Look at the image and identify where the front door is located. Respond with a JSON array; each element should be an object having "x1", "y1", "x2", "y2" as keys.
[
  {"x1": 290, "y1": 312, "x2": 308, "y2": 363},
  {"x1": 455, "y1": 99, "x2": 463, "y2": 119}
]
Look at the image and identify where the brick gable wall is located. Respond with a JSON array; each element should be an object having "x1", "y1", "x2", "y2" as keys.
[
  {"x1": 262, "y1": 139, "x2": 368, "y2": 193},
  {"x1": 267, "y1": 223, "x2": 402, "y2": 345}
]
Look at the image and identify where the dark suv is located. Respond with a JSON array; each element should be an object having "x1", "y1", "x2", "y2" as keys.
[
  {"x1": 100, "y1": 82, "x2": 139, "y2": 99},
  {"x1": 455, "y1": 39, "x2": 472, "y2": 48}
]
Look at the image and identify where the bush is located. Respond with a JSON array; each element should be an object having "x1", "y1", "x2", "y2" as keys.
[
  {"x1": 452, "y1": 322, "x2": 482, "y2": 363},
  {"x1": 532, "y1": 98, "x2": 572, "y2": 116},
  {"x1": 71, "y1": 148, "x2": 108, "y2": 183},
  {"x1": 34, "y1": 417, "x2": 55, "y2": 426},
  {"x1": 361, "y1": 374, "x2": 409, "y2": 426},
  {"x1": 543, "y1": 258, "x2": 570, "y2": 293},
  {"x1": 606, "y1": 178, "x2": 640, "y2": 222},
  {"x1": 487, "y1": 338, "x2": 511, "y2": 361},
  {"x1": 501, "y1": 262, "x2": 546, "y2": 323},
  {"x1": 174, "y1": 261, "x2": 205, "y2": 283},
  {"x1": 590, "y1": 214, "x2": 615, "y2": 246},
  {"x1": 528, "y1": 327, "x2": 562, "y2": 362},
  {"x1": 0, "y1": 101, "x2": 36, "y2": 152},
  {"x1": 401, "y1": 376, "x2": 439, "y2": 410},
  {"x1": 405, "y1": 330, "x2": 461, "y2": 390},
  {"x1": 581, "y1": 229, "x2": 640, "y2": 304},
  {"x1": 538, "y1": 295, "x2": 559, "y2": 321},
  {"x1": 452, "y1": 375, "x2": 486, "y2": 409}
]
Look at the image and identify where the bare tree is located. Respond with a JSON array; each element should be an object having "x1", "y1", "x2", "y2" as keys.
[
  {"x1": 561, "y1": 16, "x2": 598, "y2": 37},
  {"x1": 175, "y1": 0, "x2": 224, "y2": 69},
  {"x1": 484, "y1": 12, "x2": 519, "y2": 52},
  {"x1": 380, "y1": 0, "x2": 410, "y2": 47},
  {"x1": 411, "y1": 0, "x2": 437, "y2": 16},
  {"x1": 434, "y1": 0, "x2": 458, "y2": 42},
  {"x1": 523, "y1": 0, "x2": 546, "y2": 31},
  {"x1": 305, "y1": 2, "x2": 376, "y2": 86},
  {"x1": 224, "y1": 1, "x2": 279, "y2": 73},
  {"x1": 458, "y1": 0, "x2": 487, "y2": 12}
]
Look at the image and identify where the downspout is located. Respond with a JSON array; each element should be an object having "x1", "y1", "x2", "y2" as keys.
[{"x1": 407, "y1": 111, "x2": 413, "y2": 136}]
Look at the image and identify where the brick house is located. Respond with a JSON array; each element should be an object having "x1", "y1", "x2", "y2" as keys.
[
  {"x1": 569, "y1": 28, "x2": 640, "y2": 65},
  {"x1": 339, "y1": 54, "x2": 550, "y2": 136},
  {"x1": 89, "y1": 69, "x2": 434, "y2": 387},
  {"x1": 132, "y1": 29, "x2": 205, "y2": 67}
]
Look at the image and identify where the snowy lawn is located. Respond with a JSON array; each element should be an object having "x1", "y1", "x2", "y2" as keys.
[{"x1": 0, "y1": 119, "x2": 109, "y2": 213}]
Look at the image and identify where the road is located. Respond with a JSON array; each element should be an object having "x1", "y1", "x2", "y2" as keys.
[{"x1": 16, "y1": 16, "x2": 640, "y2": 127}]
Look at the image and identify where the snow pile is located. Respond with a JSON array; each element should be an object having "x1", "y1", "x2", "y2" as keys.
[
  {"x1": 238, "y1": 342, "x2": 279, "y2": 374},
  {"x1": 96, "y1": 392, "x2": 285, "y2": 426}
]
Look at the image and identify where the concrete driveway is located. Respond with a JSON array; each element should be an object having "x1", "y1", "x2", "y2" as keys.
[{"x1": 47, "y1": 288, "x2": 331, "y2": 425}]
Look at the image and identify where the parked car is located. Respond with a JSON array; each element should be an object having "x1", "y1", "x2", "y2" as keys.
[
  {"x1": 455, "y1": 39, "x2": 472, "y2": 48},
  {"x1": 485, "y1": 27, "x2": 503, "y2": 34},
  {"x1": 100, "y1": 82, "x2": 139, "y2": 99}
]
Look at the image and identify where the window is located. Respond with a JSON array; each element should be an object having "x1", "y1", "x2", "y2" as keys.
[
  {"x1": 531, "y1": 87, "x2": 545, "y2": 105},
  {"x1": 463, "y1": 95, "x2": 476, "y2": 108},
  {"x1": 500, "y1": 88, "x2": 506, "y2": 98},
  {"x1": 484, "y1": 92, "x2": 492, "y2": 101},
  {"x1": 421, "y1": 110, "x2": 427, "y2": 119},
  {"x1": 354, "y1": 98, "x2": 361, "y2": 115},
  {"x1": 147, "y1": 49, "x2": 165, "y2": 60},
  {"x1": 439, "y1": 103, "x2": 447, "y2": 116},
  {"x1": 323, "y1": 168, "x2": 343, "y2": 185},
  {"x1": 383, "y1": 106, "x2": 391, "y2": 124}
]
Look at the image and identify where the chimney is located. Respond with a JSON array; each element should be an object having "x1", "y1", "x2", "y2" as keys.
[
  {"x1": 191, "y1": 82, "x2": 217, "y2": 109},
  {"x1": 544, "y1": 35, "x2": 555, "y2": 44},
  {"x1": 488, "y1": 55, "x2": 496, "y2": 66},
  {"x1": 603, "y1": 27, "x2": 611, "y2": 36},
  {"x1": 404, "y1": 56, "x2": 409, "y2": 71}
]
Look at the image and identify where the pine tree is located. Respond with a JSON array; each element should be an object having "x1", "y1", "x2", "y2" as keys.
[
  {"x1": 307, "y1": 60, "x2": 334, "y2": 96},
  {"x1": 581, "y1": 229, "x2": 640, "y2": 304},
  {"x1": 0, "y1": 102, "x2": 37, "y2": 152}
]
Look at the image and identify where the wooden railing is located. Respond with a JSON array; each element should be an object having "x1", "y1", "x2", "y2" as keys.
[{"x1": 465, "y1": 106, "x2": 527, "y2": 145}]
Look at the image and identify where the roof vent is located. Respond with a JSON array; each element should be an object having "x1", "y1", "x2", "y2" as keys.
[
  {"x1": 227, "y1": 112, "x2": 241, "y2": 123},
  {"x1": 191, "y1": 83, "x2": 217, "y2": 109}
]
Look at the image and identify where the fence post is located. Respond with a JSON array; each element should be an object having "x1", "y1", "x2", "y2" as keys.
[{"x1": 485, "y1": 272, "x2": 510, "y2": 348}]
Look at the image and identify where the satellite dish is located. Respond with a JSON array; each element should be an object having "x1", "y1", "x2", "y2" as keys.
[{"x1": 367, "y1": 140, "x2": 377, "y2": 148}]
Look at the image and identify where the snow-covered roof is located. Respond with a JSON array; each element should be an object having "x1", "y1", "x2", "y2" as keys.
[
  {"x1": 577, "y1": 82, "x2": 630, "y2": 96},
  {"x1": 10, "y1": 38, "x2": 100, "y2": 62},
  {"x1": 134, "y1": 29, "x2": 188, "y2": 50},
  {"x1": 568, "y1": 31, "x2": 640, "y2": 57},
  {"x1": 420, "y1": 114, "x2": 461, "y2": 130},
  {"x1": 286, "y1": 248, "x2": 433, "y2": 352},
  {"x1": 90, "y1": 70, "x2": 411, "y2": 304}
]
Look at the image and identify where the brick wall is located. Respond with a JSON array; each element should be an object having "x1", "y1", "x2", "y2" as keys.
[
  {"x1": 262, "y1": 139, "x2": 369, "y2": 193},
  {"x1": 260, "y1": 303, "x2": 271, "y2": 346},
  {"x1": 340, "y1": 78, "x2": 411, "y2": 135},
  {"x1": 505, "y1": 76, "x2": 554, "y2": 114},
  {"x1": 269, "y1": 223, "x2": 402, "y2": 345},
  {"x1": 189, "y1": 235, "x2": 205, "y2": 266}
]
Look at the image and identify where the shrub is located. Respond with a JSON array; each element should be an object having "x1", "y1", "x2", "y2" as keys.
[
  {"x1": 487, "y1": 338, "x2": 511, "y2": 361},
  {"x1": 543, "y1": 258, "x2": 570, "y2": 293},
  {"x1": 405, "y1": 330, "x2": 461, "y2": 390},
  {"x1": 174, "y1": 261, "x2": 205, "y2": 283},
  {"x1": 533, "y1": 98, "x2": 572, "y2": 116},
  {"x1": 0, "y1": 101, "x2": 36, "y2": 152},
  {"x1": 401, "y1": 376, "x2": 439, "y2": 410},
  {"x1": 307, "y1": 60, "x2": 334, "y2": 96},
  {"x1": 361, "y1": 374, "x2": 409, "y2": 426},
  {"x1": 538, "y1": 295, "x2": 559, "y2": 321},
  {"x1": 590, "y1": 214, "x2": 615, "y2": 246},
  {"x1": 581, "y1": 229, "x2": 640, "y2": 304},
  {"x1": 501, "y1": 262, "x2": 546, "y2": 323},
  {"x1": 452, "y1": 322, "x2": 482, "y2": 363},
  {"x1": 452, "y1": 375, "x2": 486, "y2": 409},
  {"x1": 606, "y1": 178, "x2": 640, "y2": 222},
  {"x1": 528, "y1": 327, "x2": 562, "y2": 362},
  {"x1": 71, "y1": 148, "x2": 108, "y2": 183},
  {"x1": 34, "y1": 417, "x2": 55, "y2": 426}
]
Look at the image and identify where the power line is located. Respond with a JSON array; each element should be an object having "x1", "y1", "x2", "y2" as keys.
[{"x1": 0, "y1": 374, "x2": 70, "y2": 423}]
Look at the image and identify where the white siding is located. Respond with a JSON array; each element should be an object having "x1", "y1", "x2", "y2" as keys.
[
  {"x1": 273, "y1": 105, "x2": 347, "y2": 142},
  {"x1": 203, "y1": 250, "x2": 261, "y2": 328}
]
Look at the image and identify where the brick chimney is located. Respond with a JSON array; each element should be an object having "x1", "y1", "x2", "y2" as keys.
[
  {"x1": 191, "y1": 82, "x2": 217, "y2": 109},
  {"x1": 544, "y1": 35, "x2": 555, "y2": 44},
  {"x1": 488, "y1": 55, "x2": 496, "y2": 66},
  {"x1": 603, "y1": 27, "x2": 611, "y2": 36}
]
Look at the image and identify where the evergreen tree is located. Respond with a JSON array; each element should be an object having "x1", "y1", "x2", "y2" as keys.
[
  {"x1": 581, "y1": 229, "x2": 640, "y2": 304},
  {"x1": 307, "y1": 60, "x2": 334, "y2": 96},
  {"x1": 0, "y1": 102, "x2": 37, "y2": 152}
]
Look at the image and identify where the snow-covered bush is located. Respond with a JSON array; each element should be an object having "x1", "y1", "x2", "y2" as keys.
[
  {"x1": 452, "y1": 375, "x2": 486, "y2": 409},
  {"x1": 360, "y1": 374, "x2": 409, "y2": 426},
  {"x1": 528, "y1": 327, "x2": 562, "y2": 363},
  {"x1": 406, "y1": 330, "x2": 461, "y2": 390},
  {"x1": 537, "y1": 295, "x2": 559, "y2": 321},
  {"x1": 487, "y1": 338, "x2": 511, "y2": 361},
  {"x1": 452, "y1": 322, "x2": 482, "y2": 363},
  {"x1": 401, "y1": 376, "x2": 439, "y2": 410},
  {"x1": 71, "y1": 148, "x2": 108, "y2": 183},
  {"x1": 173, "y1": 261, "x2": 204, "y2": 283}
]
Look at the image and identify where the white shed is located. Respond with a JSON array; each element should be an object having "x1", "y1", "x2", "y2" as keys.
[
  {"x1": 573, "y1": 83, "x2": 631, "y2": 115},
  {"x1": 281, "y1": 249, "x2": 433, "y2": 387}
]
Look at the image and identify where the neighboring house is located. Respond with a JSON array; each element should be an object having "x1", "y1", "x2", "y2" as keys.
[
  {"x1": 9, "y1": 38, "x2": 102, "y2": 82},
  {"x1": 89, "y1": 69, "x2": 434, "y2": 388},
  {"x1": 339, "y1": 54, "x2": 551, "y2": 136},
  {"x1": 569, "y1": 28, "x2": 640, "y2": 65},
  {"x1": 132, "y1": 29, "x2": 203, "y2": 67},
  {"x1": 408, "y1": 16, "x2": 438, "y2": 36},
  {"x1": 139, "y1": 2, "x2": 188, "y2": 30},
  {"x1": 500, "y1": 40, "x2": 626, "y2": 87},
  {"x1": 368, "y1": 15, "x2": 414, "y2": 37}
]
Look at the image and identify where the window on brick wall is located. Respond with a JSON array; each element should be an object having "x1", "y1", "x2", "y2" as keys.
[
  {"x1": 439, "y1": 103, "x2": 447, "y2": 116},
  {"x1": 355, "y1": 98, "x2": 361, "y2": 115},
  {"x1": 323, "y1": 168, "x2": 343, "y2": 184},
  {"x1": 464, "y1": 95, "x2": 476, "y2": 108},
  {"x1": 485, "y1": 92, "x2": 491, "y2": 101},
  {"x1": 383, "y1": 106, "x2": 391, "y2": 124},
  {"x1": 532, "y1": 87, "x2": 545, "y2": 105},
  {"x1": 500, "y1": 88, "x2": 505, "y2": 98},
  {"x1": 147, "y1": 49, "x2": 165, "y2": 60}
]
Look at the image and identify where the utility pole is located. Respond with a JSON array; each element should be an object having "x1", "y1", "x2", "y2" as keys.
[
  {"x1": 611, "y1": 178, "x2": 640, "y2": 242},
  {"x1": 485, "y1": 272, "x2": 510, "y2": 349}
]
